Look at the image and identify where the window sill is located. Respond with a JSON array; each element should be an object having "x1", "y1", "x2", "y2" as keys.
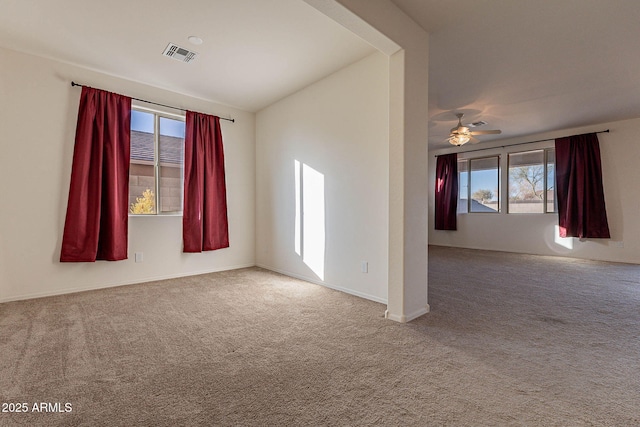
[{"x1": 129, "y1": 213, "x2": 183, "y2": 217}]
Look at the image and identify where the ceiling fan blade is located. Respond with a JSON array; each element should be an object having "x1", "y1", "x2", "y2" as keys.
[
  {"x1": 468, "y1": 136, "x2": 480, "y2": 144},
  {"x1": 470, "y1": 130, "x2": 501, "y2": 135}
]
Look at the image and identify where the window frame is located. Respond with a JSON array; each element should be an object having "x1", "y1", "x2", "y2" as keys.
[
  {"x1": 458, "y1": 154, "x2": 501, "y2": 214},
  {"x1": 129, "y1": 104, "x2": 186, "y2": 216},
  {"x1": 507, "y1": 147, "x2": 556, "y2": 214}
]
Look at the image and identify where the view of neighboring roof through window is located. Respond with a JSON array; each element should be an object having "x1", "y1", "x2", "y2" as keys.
[{"x1": 129, "y1": 107, "x2": 185, "y2": 215}]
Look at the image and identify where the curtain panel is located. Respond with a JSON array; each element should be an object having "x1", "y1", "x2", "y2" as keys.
[
  {"x1": 434, "y1": 153, "x2": 458, "y2": 230},
  {"x1": 555, "y1": 133, "x2": 610, "y2": 238},
  {"x1": 60, "y1": 87, "x2": 131, "y2": 262},
  {"x1": 183, "y1": 111, "x2": 229, "y2": 252}
]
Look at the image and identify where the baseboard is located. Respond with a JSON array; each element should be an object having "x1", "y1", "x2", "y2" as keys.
[
  {"x1": 255, "y1": 263, "x2": 388, "y2": 305},
  {"x1": 385, "y1": 305, "x2": 430, "y2": 323},
  {"x1": 0, "y1": 263, "x2": 256, "y2": 303}
]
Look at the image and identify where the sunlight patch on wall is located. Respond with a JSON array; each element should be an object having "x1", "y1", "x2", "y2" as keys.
[
  {"x1": 294, "y1": 160, "x2": 325, "y2": 280},
  {"x1": 554, "y1": 225, "x2": 574, "y2": 250},
  {"x1": 295, "y1": 160, "x2": 302, "y2": 256}
]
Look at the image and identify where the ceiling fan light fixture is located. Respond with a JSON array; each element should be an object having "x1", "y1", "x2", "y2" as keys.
[
  {"x1": 449, "y1": 134, "x2": 470, "y2": 146},
  {"x1": 444, "y1": 112, "x2": 501, "y2": 146}
]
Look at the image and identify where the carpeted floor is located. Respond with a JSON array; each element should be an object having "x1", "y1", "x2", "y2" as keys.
[{"x1": 1, "y1": 246, "x2": 639, "y2": 426}]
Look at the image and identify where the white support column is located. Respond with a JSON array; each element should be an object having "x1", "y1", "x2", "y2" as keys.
[{"x1": 303, "y1": 0, "x2": 430, "y2": 322}]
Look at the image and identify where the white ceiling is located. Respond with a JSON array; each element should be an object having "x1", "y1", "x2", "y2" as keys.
[
  {"x1": 3, "y1": 0, "x2": 640, "y2": 149},
  {"x1": 0, "y1": 0, "x2": 375, "y2": 112},
  {"x1": 392, "y1": 0, "x2": 640, "y2": 148}
]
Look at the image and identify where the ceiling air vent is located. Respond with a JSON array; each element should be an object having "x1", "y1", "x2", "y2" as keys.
[
  {"x1": 468, "y1": 120, "x2": 488, "y2": 128},
  {"x1": 163, "y1": 43, "x2": 197, "y2": 63}
]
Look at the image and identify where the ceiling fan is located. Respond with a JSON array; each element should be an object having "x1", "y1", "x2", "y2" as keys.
[{"x1": 447, "y1": 113, "x2": 501, "y2": 146}]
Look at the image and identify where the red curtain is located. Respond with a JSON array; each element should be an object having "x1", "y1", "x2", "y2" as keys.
[
  {"x1": 434, "y1": 153, "x2": 458, "y2": 230},
  {"x1": 60, "y1": 87, "x2": 131, "y2": 261},
  {"x1": 183, "y1": 111, "x2": 229, "y2": 252},
  {"x1": 555, "y1": 133, "x2": 610, "y2": 238}
]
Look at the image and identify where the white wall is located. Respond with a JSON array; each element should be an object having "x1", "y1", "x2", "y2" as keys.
[
  {"x1": 256, "y1": 52, "x2": 389, "y2": 303},
  {"x1": 429, "y1": 118, "x2": 640, "y2": 264},
  {"x1": 0, "y1": 47, "x2": 256, "y2": 302}
]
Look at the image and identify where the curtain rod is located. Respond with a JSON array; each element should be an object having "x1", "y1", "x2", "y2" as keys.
[
  {"x1": 434, "y1": 129, "x2": 609, "y2": 157},
  {"x1": 71, "y1": 81, "x2": 235, "y2": 123}
]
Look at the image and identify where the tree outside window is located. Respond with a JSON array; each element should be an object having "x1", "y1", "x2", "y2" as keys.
[{"x1": 508, "y1": 149, "x2": 556, "y2": 213}]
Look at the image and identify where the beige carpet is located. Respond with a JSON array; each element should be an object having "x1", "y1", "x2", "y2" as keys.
[{"x1": 1, "y1": 246, "x2": 639, "y2": 426}]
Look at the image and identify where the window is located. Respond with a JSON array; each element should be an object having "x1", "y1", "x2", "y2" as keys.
[
  {"x1": 508, "y1": 148, "x2": 556, "y2": 213},
  {"x1": 129, "y1": 107, "x2": 185, "y2": 215},
  {"x1": 457, "y1": 159, "x2": 468, "y2": 213},
  {"x1": 458, "y1": 156, "x2": 500, "y2": 213},
  {"x1": 546, "y1": 149, "x2": 556, "y2": 213}
]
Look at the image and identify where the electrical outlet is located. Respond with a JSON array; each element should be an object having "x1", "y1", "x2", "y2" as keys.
[
  {"x1": 135, "y1": 252, "x2": 143, "y2": 263},
  {"x1": 361, "y1": 261, "x2": 368, "y2": 273}
]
